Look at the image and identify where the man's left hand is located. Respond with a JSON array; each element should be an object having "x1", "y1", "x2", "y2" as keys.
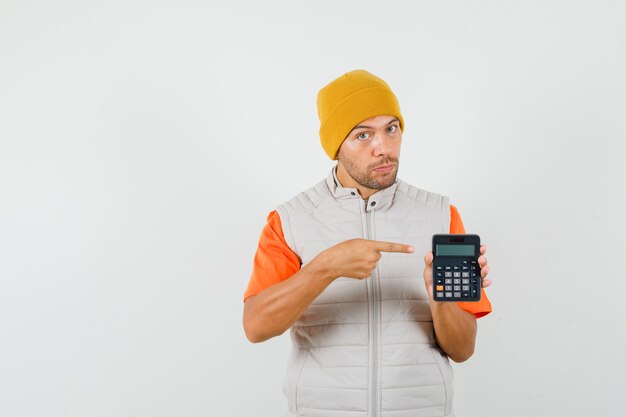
[{"x1": 423, "y1": 244, "x2": 492, "y2": 298}]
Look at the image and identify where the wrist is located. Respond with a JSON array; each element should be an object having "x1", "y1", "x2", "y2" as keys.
[
  {"x1": 308, "y1": 251, "x2": 338, "y2": 284},
  {"x1": 430, "y1": 297, "x2": 460, "y2": 315}
]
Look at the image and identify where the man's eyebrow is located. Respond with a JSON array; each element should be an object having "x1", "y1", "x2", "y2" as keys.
[{"x1": 349, "y1": 118, "x2": 400, "y2": 133}]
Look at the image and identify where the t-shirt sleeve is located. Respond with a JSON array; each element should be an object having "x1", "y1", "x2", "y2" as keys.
[
  {"x1": 451, "y1": 204, "x2": 493, "y2": 318},
  {"x1": 243, "y1": 210, "x2": 302, "y2": 301}
]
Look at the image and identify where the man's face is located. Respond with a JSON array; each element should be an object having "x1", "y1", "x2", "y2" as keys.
[{"x1": 336, "y1": 115, "x2": 402, "y2": 194}]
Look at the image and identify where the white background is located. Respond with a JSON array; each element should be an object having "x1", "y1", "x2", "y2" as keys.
[{"x1": 1, "y1": 1, "x2": 625, "y2": 416}]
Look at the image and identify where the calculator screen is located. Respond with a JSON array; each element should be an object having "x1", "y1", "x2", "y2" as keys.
[{"x1": 436, "y1": 244, "x2": 475, "y2": 256}]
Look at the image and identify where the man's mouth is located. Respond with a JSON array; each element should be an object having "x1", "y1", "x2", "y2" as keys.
[{"x1": 373, "y1": 164, "x2": 394, "y2": 173}]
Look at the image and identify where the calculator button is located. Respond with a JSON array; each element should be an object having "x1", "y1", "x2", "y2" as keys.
[
  {"x1": 462, "y1": 285, "x2": 470, "y2": 291},
  {"x1": 445, "y1": 286, "x2": 452, "y2": 291},
  {"x1": 471, "y1": 279, "x2": 478, "y2": 285},
  {"x1": 453, "y1": 279, "x2": 461, "y2": 285},
  {"x1": 445, "y1": 279, "x2": 452, "y2": 284},
  {"x1": 453, "y1": 285, "x2": 461, "y2": 291},
  {"x1": 462, "y1": 260, "x2": 469, "y2": 265},
  {"x1": 462, "y1": 292, "x2": 469, "y2": 298},
  {"x1": 471, "y1": 260, "x2": 478, "y2": 265},
  {"x1": 435, "y1": 272, "x2": 443, "y2": 278},
  {"x1": 471, "y1": 272, "x2": 478, "y2": 278},
  {"x1": 435, "y1": 266, "x2": 443, "y2": 271},
  {"x1": 470, "y1": 265, "x2": 477, "y2": 271},
  {"x1": 453, "y1": 292, "x2": 460, "y2": 298},
  {"x1": 453, "y1": 272, "x2": 460, "y2": 278},
  {"x1": 462, "y1": 272, "x2": 469, "y2": 278},
  {"x1": 436, "y1": 292, "x2": 444, "y2": 298},
  {"x1": 445, "y1": 272, "x2": 452, "y2": 278},
  {"x1": 462, "y1": 266, "x2": 469, "y2": 271},
  {"x1": 462, "y1": 278, "x2": 469, "y2": 284},
  {"x1": 445, "y1": 266, "x2": 452, "y2": 271},
  {"x1": 453, "y1": 266, "x2": 460, "y2": 271},
  {"x1": 445, "y1": 292, "x2": 453, "y2": 298},
  {"x1": 436, "y1": 285, "x2": 444, "y2": 291}
]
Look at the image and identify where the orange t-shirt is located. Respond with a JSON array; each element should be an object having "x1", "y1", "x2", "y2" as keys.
[{"x1": 244, "y1": 204, "x2": 492, "y2": 318}]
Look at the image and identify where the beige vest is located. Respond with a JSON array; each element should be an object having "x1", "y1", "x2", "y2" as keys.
[{"x1": 276, "y1": 167, "x2": 454, "y2": 417}]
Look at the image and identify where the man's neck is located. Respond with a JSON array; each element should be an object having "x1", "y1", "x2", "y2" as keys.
[{"x1": 335, "y1": 164, "x2": 378, "y2": 200}]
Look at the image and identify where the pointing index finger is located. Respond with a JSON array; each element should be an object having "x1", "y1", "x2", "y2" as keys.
[{"x1": 370, "y1": 240, "x2": 415, "y2": 254}]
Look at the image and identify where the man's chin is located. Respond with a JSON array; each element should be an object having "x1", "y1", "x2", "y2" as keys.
[{"x1": 368, "y1": 172, "x2": 398, "y2": 189}]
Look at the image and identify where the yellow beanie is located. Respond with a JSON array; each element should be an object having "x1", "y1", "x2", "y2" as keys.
[{"x1": 317, "y1": 69, "x2": 405, "y2": 160}]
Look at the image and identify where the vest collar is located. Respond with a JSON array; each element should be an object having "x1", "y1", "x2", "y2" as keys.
[{"x1": 326, "y1": 165, "x2": 399, "y2": 211}]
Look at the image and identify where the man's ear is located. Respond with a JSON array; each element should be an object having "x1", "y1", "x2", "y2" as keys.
[{"x1": 335, "y1": 141, "x2": 345, "y2": 162}]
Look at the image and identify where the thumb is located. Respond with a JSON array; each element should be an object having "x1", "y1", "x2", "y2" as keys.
[{"x1": 424, "y1": 251, "x2": 433, "y2": 266}]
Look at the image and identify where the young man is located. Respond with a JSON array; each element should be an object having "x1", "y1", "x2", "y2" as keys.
[{"x1": 243, "y1": 69, "x2": 492, "y2": 417}]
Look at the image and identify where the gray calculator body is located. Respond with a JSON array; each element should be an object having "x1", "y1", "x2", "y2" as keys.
[{"x1": 432, "y1": 234, "x2": 481, "y2": 302}]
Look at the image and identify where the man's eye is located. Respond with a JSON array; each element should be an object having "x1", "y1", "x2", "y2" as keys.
[
  {"x1": 356, "y1": 132, "x2": 370, "y2": 140},
  {"x1": 387, "y1": 125, "x2": 398, "y2": 133}
]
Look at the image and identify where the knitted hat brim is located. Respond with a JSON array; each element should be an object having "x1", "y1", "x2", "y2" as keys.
[{"x1": 319, "y1": 86, "x2": 405, "y2": 160}]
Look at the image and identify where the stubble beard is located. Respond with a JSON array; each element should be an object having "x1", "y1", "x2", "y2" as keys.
[{"x1": 339, "y1": 155, "x2": 399, "y2": 190}]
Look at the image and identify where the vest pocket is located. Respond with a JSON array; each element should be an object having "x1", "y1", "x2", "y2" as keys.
[
  {"x1": 432, "y1": 349, "x2": 454, "y2": 416},
  {"x1": 283, "y1": 348, "x2": 310, "y2": 416}
]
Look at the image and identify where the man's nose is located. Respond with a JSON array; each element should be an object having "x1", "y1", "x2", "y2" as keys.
[{"x1": 371, "y1": 133, "x2": 392, "y2": 155}]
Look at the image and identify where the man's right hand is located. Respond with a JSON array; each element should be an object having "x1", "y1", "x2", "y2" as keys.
[
  {"x1": 244, "y1": 238, "x2": 414, "y2": 343},
  {"x1": 315, "y1": 238, "x2": 415, "y2": 280}
]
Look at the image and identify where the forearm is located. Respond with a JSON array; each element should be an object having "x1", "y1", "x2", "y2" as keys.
[
  {"x1": 243, "y1": 257, "x2": 335, "y2": 343},
  {"x1": 430, "y1": 301, "x2": 477, "y2": 362}
]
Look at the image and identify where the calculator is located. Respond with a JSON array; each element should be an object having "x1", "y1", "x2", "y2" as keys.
[{"x1": 432, "y1": 234, "x2": 481, "y2": 302}]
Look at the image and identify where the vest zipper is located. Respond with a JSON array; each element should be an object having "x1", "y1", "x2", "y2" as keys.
[{"x1": 363, "y1": 201, "x2": 379, "y2": 417}]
